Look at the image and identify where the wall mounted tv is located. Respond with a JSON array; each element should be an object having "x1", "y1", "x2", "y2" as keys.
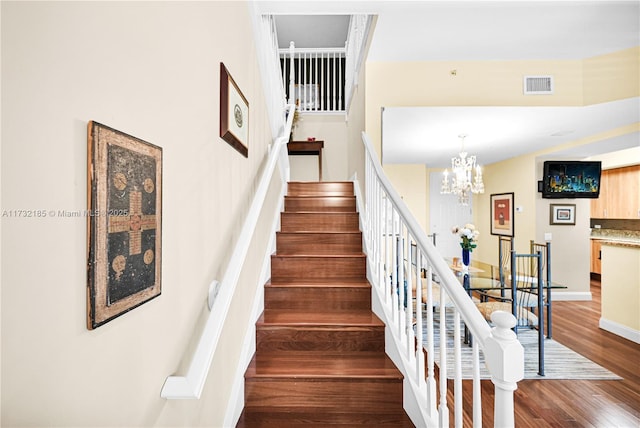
[{"x1": 542, "y1": 160, "x2": 602, "y2": 199}]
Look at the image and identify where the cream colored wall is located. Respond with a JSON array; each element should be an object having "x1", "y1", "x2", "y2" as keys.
[
  {"x1": 533, "y1": 159, "x2": 593, "y2": 298},
  {"x1": 1, "y1": 2, "x2": 274, "y2": 426},
  {"x1": 365, "y1": 59, "x2": 585, "y2": 158},
  {"x1": 583, "y1": 47, "x2": 640, "y2": 104},
  {"x1": 591, "y1": 146, "x2": 640, "y2": 169},
  {"x1": 601, "y1": 245, "x2": 640, "y2": 332},
  {"x1": 289, "y1": 114, "x2": 348, "y2": 181},
  {"x1": 347, "y1": 62, "x2": 368, "y2": 193},
  {"x1": 383, "y1": 165, "x2": 429, "y2": 232},
  {"x1": 474, "y1": 154, "x2": 538, "y2": 265},
  {"x1": 365, "y1": 59, "x2": 584, "y2": 241}
]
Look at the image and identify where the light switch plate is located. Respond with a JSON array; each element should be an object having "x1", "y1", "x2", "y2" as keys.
[{"x1": 544, "y1": 233, "x2": 552, "y2": 241}]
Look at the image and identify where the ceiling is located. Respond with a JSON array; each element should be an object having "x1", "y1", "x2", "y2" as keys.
[{"x1": 258, "y1": 1, "x2": 640, "y2": 166}]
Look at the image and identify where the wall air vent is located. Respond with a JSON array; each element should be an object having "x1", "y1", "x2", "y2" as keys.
[{"x1": 523, "y1": 75, "x2": 554, "y2": 95}]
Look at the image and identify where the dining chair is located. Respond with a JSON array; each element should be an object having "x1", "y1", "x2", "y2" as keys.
[
  {"x1": 475, "y1": 249, "x2": 546, "y2": 375},
  {"x1": 476, "y1": 250, "x2": 544, "y2": 328},
  {"x1": 529, "y1": 240, "x2": 552, "y2": 338}
]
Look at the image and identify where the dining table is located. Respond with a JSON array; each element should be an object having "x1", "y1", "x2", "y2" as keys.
[{"x1": 446, "y1": 258, "x2": 567, "y2": 376}]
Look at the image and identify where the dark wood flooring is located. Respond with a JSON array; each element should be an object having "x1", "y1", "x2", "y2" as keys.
[{"x1": 452, "y1": 279, "x2": 640, "y2": 427}]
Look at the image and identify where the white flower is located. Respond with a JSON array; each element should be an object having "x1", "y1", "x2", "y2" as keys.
[{"x1": 452, "y1": 223, "x2": 480, "y2": 251}]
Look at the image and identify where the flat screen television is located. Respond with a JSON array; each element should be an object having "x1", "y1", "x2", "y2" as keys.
[{"x1": 542, "y1": 160, "x2": 602, "y2": 199}]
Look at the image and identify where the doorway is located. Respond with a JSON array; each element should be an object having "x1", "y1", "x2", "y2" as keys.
[{"x1": 429, "y1": 171, "x2": 473, "y2": 259}]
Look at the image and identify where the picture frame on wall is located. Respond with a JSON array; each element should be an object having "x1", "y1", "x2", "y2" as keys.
[
  {"x1": 87, "y1": 121, "x2": 162, "y2": 330},
  {"x1": 490, "y1": 192, "x2": 514, "y2": 237},
  {"x1": 550, "y1": 203, "x2": 576, "y2": 225},
  {"x1": 220, "y1": 62, "x2": 249, "y2": 157}
]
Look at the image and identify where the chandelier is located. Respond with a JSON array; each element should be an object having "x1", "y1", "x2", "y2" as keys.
[{"x1": 440, "y1": 134, "x2": 484, "y2": 205}]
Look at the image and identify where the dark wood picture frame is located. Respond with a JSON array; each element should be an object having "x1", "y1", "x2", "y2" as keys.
[
  {"x1": 87, "y1": 121, "x2": 162, "y2": 330},
  {"x1": 550, "y1": 203, "x2": 576, "y2": 225},
  {"x1": 490, "y1": 192, "x2": 515, "y2": 237},
  {"x1": 220, "y1": 62, "x2": 249, "y2": 157}
]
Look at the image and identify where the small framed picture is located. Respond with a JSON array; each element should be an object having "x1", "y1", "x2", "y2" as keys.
[
  {"x1": 220, "y1": 62, "x2": 249, "y2": 157},
  {"x1": 550, "y1": 204, "x2": 576, "y2": 225},
  {"x1": 490, "y1": 192, "x2": 514, "y2": 237}
]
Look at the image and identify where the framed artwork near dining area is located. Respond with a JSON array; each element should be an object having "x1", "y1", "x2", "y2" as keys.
[{"x1": 490, "y1": 192, "x2": 514, "y2": 237}]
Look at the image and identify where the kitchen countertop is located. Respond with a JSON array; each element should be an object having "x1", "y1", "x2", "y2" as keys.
[
  {"x1": 590, "y1": 228, "x2": 640, "y2": 244},
  {"x1": 599, "y1": 240, "x2": 640, "y2": 249}
]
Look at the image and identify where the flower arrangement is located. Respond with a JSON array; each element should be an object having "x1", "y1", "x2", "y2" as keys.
[
  {"x1": 289, "y1": 102, "x2": 302, "y2": 141},
  {"x1": 292, "y1": 106, "x2": 301, "y2": 130},
  {"x1": 452, "y1": 223, "x2": 479, "y2": 252}
]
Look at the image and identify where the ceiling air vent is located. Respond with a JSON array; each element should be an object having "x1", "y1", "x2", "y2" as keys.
[{"x1": 524, "y1": 75, "x2": 554, "y2": 95}]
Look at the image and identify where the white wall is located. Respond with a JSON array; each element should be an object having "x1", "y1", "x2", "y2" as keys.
[{"x1": 1, "y1": 2, "x2": 274, "y2": 426}]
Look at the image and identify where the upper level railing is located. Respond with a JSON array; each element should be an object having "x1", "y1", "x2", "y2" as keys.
[
  {"x1": 278, "y1": 14, "x2": 371, "y2": 114},
  {"x1": 358, "y1": 132, "x2": 524, "y2": 427},
  {"x1": 280, "y1": 43, "x2": 346, "y2": 113}
]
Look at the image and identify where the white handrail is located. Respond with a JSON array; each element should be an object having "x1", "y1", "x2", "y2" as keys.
[
  {"x1": 344, "y1": 14, "x2": 372, "y2": 112},
  {"x1": 362, "y1": 132, "x2": 492, "y2": 343},
  {"x1": 160, "y1": 105, "x2": 295, "y2": 399},
  {"x1": 359, "y1": 131, "x2": 524, "y2": 427}
]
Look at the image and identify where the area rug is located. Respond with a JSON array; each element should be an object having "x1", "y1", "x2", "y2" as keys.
[{"x1": 422, "y1": 310, "x2": 622, "y2": 380}]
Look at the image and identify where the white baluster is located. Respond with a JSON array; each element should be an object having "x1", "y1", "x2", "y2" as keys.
[
  {"x1": 397, "y1": 228, "x2": 405, "y2": 334},
  {"x1": 416, "y1": 254, "x2": 426, "y2": 388},
  {"x1": 384, "y1": 197, "x2": 391, "y2": 303},
  {"x1": 405, "y1": 234, "x2": 415, "y2": 360},
  {"x1": 473, "y1": 340, "x2": 482, "y2": 428},
  {"x1": 454, "y1": 310, "x2": 462, "y2": 428},
  {"x1": 439, "y1": 286, "x2": 449, "y2": 427},
  {"x1": 426, "y1": 266, "x2": 437, "y2": 418},
  {"x1": 288, "y1": 42, "x2": 295, "y2": 105},
  {"x1": 391, "y1": 209, "x2": 398, "y2": 320}
]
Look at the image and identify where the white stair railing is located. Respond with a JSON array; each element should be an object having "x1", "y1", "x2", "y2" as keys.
[
  {"x1": 344, "y1": 14, "x2": 372, "y2": 112},
  {"x1": 358, "y1": 132, "x2": 524, "y2": 427},
  {"x1": 280, "y1": 43, "x2": 346, "y2": 113}
]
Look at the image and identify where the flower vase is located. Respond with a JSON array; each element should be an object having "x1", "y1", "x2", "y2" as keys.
[{"x1": 462, "y1": 249, "x2": 470, "y2": 271}]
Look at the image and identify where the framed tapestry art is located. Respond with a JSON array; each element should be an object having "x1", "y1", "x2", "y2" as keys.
[
  {"x1": 550, "y1": 204, "x2": 576, "y2": 225},
  {"x1": 490, "y1": 192, "x2": 514, "y2": 237},
  {"x1": 87, "y1": 121, "x2": 162, "y2": 330},
  {"x1": 220, "y1": 62, "x2": 249, "y2": 157}
]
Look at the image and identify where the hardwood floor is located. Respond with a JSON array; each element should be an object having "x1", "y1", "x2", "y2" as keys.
[
  {"x1": 237, "y1": 180, "x2": 638, "y2": 426},
  {"x1": 453, "y1": 279, "x2": 640, "y2": 427}
]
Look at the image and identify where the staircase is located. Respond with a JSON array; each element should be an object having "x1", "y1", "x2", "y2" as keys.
[{"x1": 237, "y1": 181, "x2": 414, "y2": 427}]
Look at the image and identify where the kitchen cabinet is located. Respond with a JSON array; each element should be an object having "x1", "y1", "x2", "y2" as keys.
[
  {"x1": 591, "y1": 165, "x2": 640, "y2": 219},
  {"x1": 591, "y1": 239, "x2": 602, "y2": 274}
]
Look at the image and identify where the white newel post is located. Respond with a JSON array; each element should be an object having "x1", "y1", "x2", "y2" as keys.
[
  {"x1": 288, "y1": 41, "x2": 295, "y2": 105},
  {"x1": 484, "y1": 311, "x2": 524, "y2": 428}
]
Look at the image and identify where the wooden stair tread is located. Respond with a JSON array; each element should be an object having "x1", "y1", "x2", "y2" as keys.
[
  {"x1": 259, "y1": 310, "x2": 384, "y2": 326},
  {"x1": 269, "y1": 278, "x2": 370, "y2": 285},
  {"x1": 237, "y1": 408, "x2": 414, "y2": 428},
  {"x1": 272, "y1": 252, "x2": 366, "y2": 258},
  {"x1": 246, "y1": 351, "x2": 403, "y2": 379},
  {"x1": 266, "y1": 279, "x2": 371, "y2": 288}
]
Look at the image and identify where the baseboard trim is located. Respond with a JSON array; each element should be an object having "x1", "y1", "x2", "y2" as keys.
[
  {"x1": 599, "y1": 318, "x2": 640, "y2": 344},
  {"x1": 550, "y1": 291, "x2": 592, "y2": 301}
]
